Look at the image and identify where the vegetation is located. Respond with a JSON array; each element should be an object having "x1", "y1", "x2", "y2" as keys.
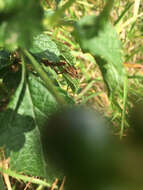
[{"x1": 0, "y1": 0, "x2": 143, "y2": 189}]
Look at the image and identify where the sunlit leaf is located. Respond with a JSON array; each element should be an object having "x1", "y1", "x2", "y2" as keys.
[
  {"x1": 73, "y1": 14, "x2": 126, "y2": 97},
  {"x1": 29, "y1": 34, "x2": 60, "y2": 63}
]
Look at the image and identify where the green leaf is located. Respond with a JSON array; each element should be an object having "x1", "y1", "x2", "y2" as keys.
[
  {"x1": 0, "y1": 71, "x2": 51, "y2": 177},
  {"x1": 0, "y1": 57, "x2": 73, "y2": 177},
  {"x1": 0, "y1": 63, "x2": 47, "y2": 177},
  {"x1": 29, "y1": 34, "x2": 60, "y2": 63},
  {"x1": 0, "y1": 0, "x2": 43, "y2": 51},
  {"x1": 73, "y1": 15, "x2": 126, "y2": 97}
]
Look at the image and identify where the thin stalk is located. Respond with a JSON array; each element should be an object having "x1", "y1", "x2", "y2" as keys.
[
  {"x1": 120, "y1": 77, "x2": 128, "y2": 139},
  {"x1": 75, "y1": 80, "x2": 95, "y2": 101},
  {"x1": 119, "y1": 12, "x2": 143, "y2": 32},
  {"x1": 50, "y1": 0, "x2": 76, "y2": 25},
  {"x1": 128, "y1": 75, "x2": 143, "y2": 80},
  {"x1": 81, "y1": 92, "x2": 103, "y2": 105},
  {"x1": 0, "y1": 167, "x2": 54, "y2": 188},
  {"x1": 36, "y1": 184, "x2": 45, "y2": 190},
  {"x1": 114, "y1": 2, "x2": 133, "y2": 26},
  {"x1": 22, "y1": 49, "x2": 67, "y2": 106},
  {"x1": 133, "y1": 0, "x2": 141, "y2": 19}
]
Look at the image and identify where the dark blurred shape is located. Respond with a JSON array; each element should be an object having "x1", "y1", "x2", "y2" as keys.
[
  {"x1": 129, "y1": 100, "x2": 143, "y2": 142},
  {"x1": 124, "y1": 101, "x2": 143, "y2": 187},
  {"x1": 42, "y1": 106, "x2": 121, "y2": 190}
]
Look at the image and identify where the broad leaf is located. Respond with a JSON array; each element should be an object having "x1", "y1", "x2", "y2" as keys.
[
  {"x1": 73, "y1": 13, "x2": 126, "y2": 97},
  {"x1": 0, "y1": 65, "x2": 72, "y2": 177},
  {"x1": 29, "y1": 34, "x2": 60, "y2": 63},
  {"x1": 0, "y1": 0, "x2": 43, "y2": 50}
]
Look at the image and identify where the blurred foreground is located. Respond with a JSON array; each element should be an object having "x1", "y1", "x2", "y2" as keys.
[{"x1": 42, "y1": 105, "x2": 143, "y2": 190}]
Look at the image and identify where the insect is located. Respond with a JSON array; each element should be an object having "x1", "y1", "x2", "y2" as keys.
[{"x1": 42, "y1": 59, "x2": 78, "y2": 78}]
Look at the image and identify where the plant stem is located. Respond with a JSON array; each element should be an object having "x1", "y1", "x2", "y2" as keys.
[
  {"x1": 0, "y1": 167, "x2": 54, "y2": 188},
  {"x1": 22, "y1": 49, "x2": 67, "y2": 106}
]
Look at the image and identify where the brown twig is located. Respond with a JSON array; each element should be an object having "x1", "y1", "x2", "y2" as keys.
[
  {"x1": 24, "y1": 177, "x2": 34, "y2": 190},
  {"x1": 0, "y1": 148, "x2": 12, "y2": 190},
  {"x1": 59, "y1": 176, "x2": 66, "y2": 190},
  {"x1": 51, "y1": 178, "x2": 58, "y2": 190}
]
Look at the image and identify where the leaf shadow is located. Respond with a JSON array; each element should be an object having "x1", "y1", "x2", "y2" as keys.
[
  {"x1": 0, "y1": 109, "x2": 35, "y2": 157},
  {"x1": 31, "y1": 49, "x2": 60, "y2": 63}
]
